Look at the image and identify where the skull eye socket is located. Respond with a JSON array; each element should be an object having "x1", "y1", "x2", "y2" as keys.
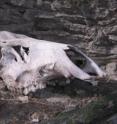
[
  {"x1": 65, "y1": 49, "x2": 87, "y2": 69},
  {"x1": 74, "y1": 59, "x2": 86, "y2": 68}
]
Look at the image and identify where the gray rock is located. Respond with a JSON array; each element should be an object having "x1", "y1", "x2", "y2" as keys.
[
  {"x1": 37, "y1": 0, "x2": 43, "y2": 6},
  {"x1": 10, "y1": 0, "x2": 26, "y2": 6},
  {"x1": 0, "y1": 0, "x2": 117, "y2": 123},
  {"x1": 106, "y1": 62, "x2": 117, "y2": 80},
  {"x1": 107, "y1": 114, "x2": 117, "y2": 124}
]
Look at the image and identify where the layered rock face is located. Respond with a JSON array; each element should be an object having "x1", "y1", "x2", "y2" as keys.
[
  {"x1": 0, "y1": 0, "x2": 116, "y2": 79},
  {"x1": 0, "y1": 0, "x2": 117, "y2": 124}
]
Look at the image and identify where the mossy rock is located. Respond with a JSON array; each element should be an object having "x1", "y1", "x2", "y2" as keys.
[{"x1": 40, "y1": 96, "x2": 115, "y2": 124}]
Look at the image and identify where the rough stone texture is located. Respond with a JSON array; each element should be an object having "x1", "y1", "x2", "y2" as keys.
[{"x1": 0, "y1": 0, "x2": 117, "y2": 124}]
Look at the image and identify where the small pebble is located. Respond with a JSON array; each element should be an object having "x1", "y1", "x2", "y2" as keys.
[{"x1": 17, "y1": 96, "x2": 29, "y2": 103}]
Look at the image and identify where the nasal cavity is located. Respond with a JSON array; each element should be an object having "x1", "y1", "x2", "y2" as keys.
[{"x1": 88, "y1": 72, "x2": 97, "y2": 76}]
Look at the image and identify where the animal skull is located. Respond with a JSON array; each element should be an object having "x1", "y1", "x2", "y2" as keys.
[{"x1": 0, "y1": 31, "x2": 106, "y2": 95}]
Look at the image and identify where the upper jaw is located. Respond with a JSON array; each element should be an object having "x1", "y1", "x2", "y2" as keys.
[{"x1": 84, "y1": 70, "x2": 106, "y2": 82}]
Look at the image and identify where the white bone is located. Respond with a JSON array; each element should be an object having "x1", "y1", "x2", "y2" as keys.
[{"x1": 0, "y1": 31, "x2": 106, "y2": 94}]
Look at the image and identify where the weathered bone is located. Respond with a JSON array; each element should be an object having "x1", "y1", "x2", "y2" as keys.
[
  {"x1": 68, "y1": 45, "x2": 106, "y2": 77},
  {"x1": 0, "y1": 31, "x2": 106, "y2": 95}
]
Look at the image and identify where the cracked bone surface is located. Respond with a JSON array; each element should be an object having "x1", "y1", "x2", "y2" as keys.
[{"x1": 0, "y1": 31, "x2": 106, "y2": 95}]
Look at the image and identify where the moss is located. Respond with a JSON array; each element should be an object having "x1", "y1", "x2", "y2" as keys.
[
  {"x1": 78, "y1": 98, "x2": 108, "y2": 123},
  {"x1": 56, "y1": 97, "x2": 110, "y2": 124}
]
